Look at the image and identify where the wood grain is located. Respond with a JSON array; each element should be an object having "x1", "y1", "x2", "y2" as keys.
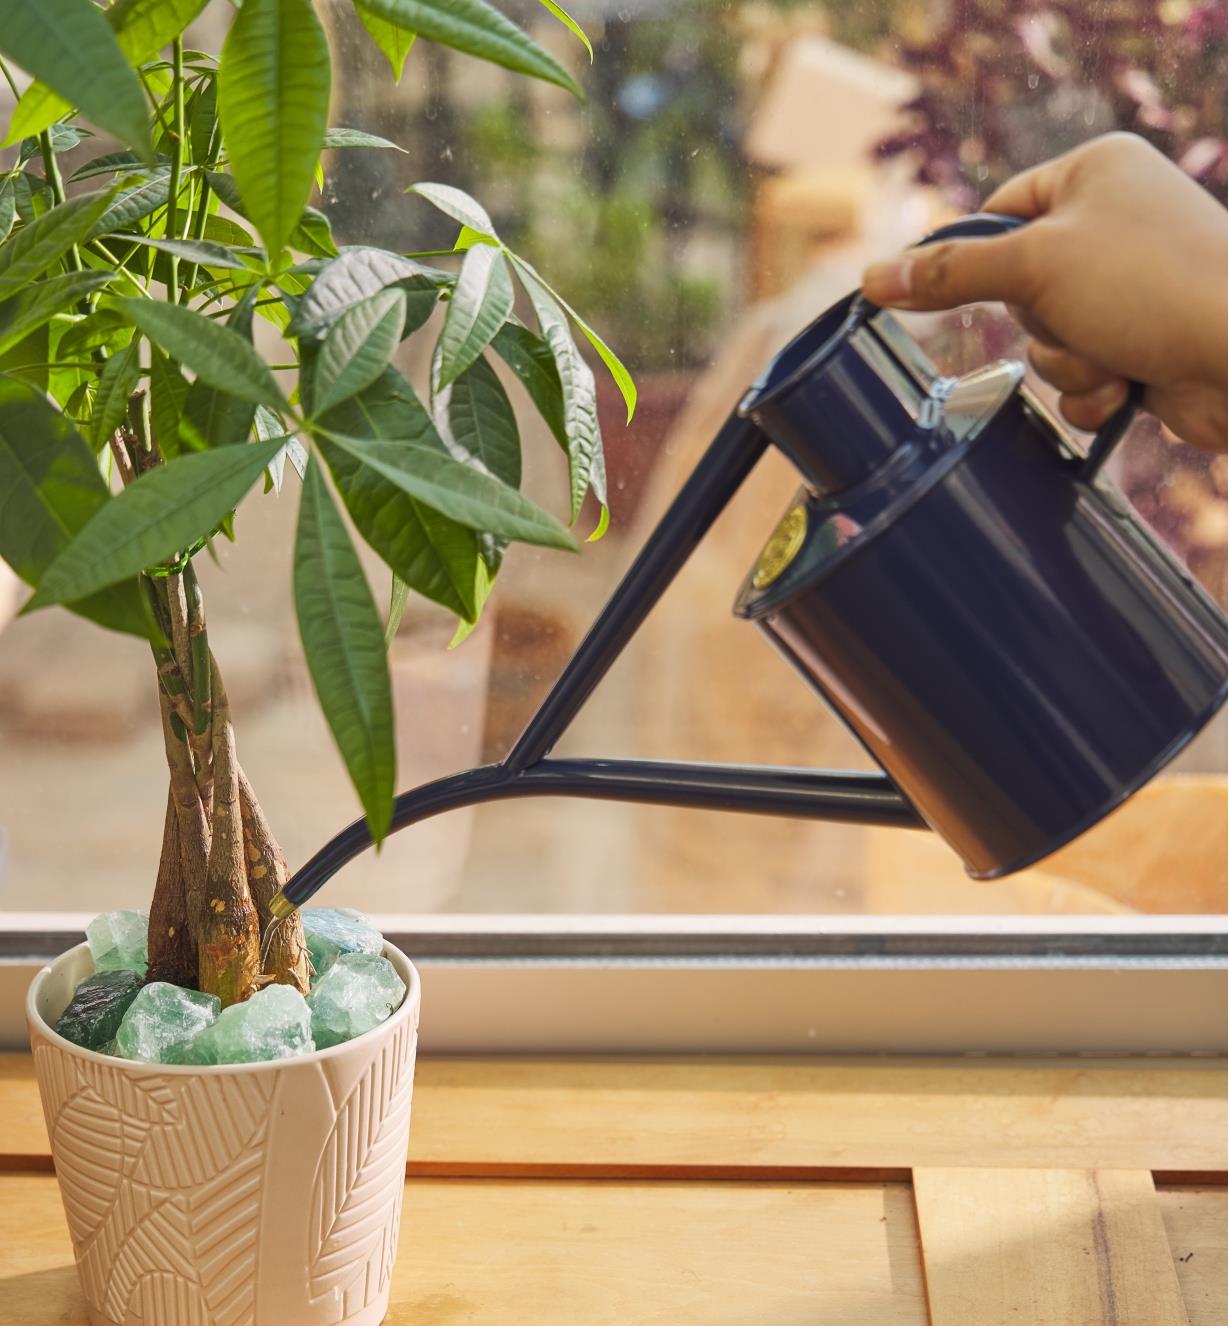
[
  {"x1": 2, "y1": 1054, "x2": 1224, "y2": 1177},
  {"x1": 0, "y1": 1174, "x2": 930, "y2": 1326},
  {"x1": 1158, "y1": 1186, "x2": 1228, "y2": 1326},
  {"x1": 914, "y1": 1168, "x2": 1189, "y2": 1326}
]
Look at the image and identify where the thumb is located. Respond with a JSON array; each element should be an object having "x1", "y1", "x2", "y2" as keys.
[{"x1": 861, "y1": 229, "x2": 1035, "y2": 312}]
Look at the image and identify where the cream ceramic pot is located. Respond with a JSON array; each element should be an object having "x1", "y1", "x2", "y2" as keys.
[{"x1": 27, "y1": 941, "x2": 420, "y2": 1326}]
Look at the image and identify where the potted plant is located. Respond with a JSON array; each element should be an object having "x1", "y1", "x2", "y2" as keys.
[{"x1": 1, "y1": 0, "x2": 630, "y2": 1322}]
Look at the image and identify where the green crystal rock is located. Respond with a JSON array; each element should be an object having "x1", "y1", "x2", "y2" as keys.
[
  {"x1": 164, "y1": 984, "x2": 314, "y2": 1064},
  {"x1": 114, "y1": 982, "x2": 221, "y2": 1063},
  {"x1": 307, "y1": 953, "x2": 406, "y2": 1050},
  {"x1": 86, "y1": 909, "x2": 149, "y2": 975},
  {"x1": 302, "y1": 907, "x2": 382, "y2": 981},
  {"x1": 54, "y1": 970, "x2": 144, "y2": 1050}
]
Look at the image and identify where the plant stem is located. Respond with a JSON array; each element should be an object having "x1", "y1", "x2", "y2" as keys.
[
  {"x1": 183, "y1": 562, "x2": 212, "y2": 737},
  {"x1": 166, "y1": 37, "x2": 186, "y2": 301},
  {"x1": 198, "y1": 659, "x2": 261, "y2": 1006},
  {"x1": 38, "y1": 132, "x2": 84, "y2": 275},
  {"x1": 0, "y1": 56, "x2": 20, "y2": 101}
]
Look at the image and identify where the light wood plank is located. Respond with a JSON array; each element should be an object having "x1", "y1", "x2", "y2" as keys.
[
  {"x1": 1158, "y1": 1186, "x2": 1228, "y2": 1326},
  {"x1": 0, "y1": 1174, "x2": 929, "y2": 1325},
  {"x1": 2, "y1": 1054, "x2": 1224, "y2": 1176},
  {"x1": 914, "y1": 1167, "x2": 1189, "y2": 1326}
]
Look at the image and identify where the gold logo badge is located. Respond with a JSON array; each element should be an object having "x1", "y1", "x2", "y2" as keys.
[{"x1": 752, "y1": 502, "x2": 807, "y2": 589}]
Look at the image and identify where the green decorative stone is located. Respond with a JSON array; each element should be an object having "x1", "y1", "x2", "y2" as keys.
[
  {"x1": 54, "y1": 970, "x2": 144, "y2": 1050},
  {"x1": 302, "y1": 908, "x2": 382, "y2": 981},
  {"x1": 86, "y1": 909, "x2": 149, "y2": 975},
  {"x1": 307, "y1": 953, "x2": 406, "y2": 1050},
  {"x1": 164, "y1": 984, "x2": 314, "y2": 1065},
  {"x1": 114, "y1": 982, "x2": 221, "y2": 1063}
]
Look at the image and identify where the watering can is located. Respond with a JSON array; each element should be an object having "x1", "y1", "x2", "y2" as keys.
[{"x1": 270, "y1": 213, "x2": 1228, "y2": 914}]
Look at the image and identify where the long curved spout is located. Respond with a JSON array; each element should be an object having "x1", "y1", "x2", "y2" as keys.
[{"x1": 272, "y1": 758, "x2": 924, "y2": 912}]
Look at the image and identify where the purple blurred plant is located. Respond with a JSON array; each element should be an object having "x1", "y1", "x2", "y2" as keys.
[
  {"x1": 873, "y1": 0, "x2": 1228, "y2": 601},
  {"x1": 876, "y1": 0, "x2": 1227, "y2": 206}
]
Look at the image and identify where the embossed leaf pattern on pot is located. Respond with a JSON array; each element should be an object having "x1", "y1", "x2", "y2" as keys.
[{"x1": 310, "y1": 1017, "x2": 417, "y2": 1317}]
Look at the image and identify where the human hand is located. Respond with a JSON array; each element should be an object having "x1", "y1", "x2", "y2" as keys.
[{"x1": 861, "y1": 133, "x2": 1228, "y2": 451}]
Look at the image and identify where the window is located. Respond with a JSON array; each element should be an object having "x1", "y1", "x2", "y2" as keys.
[{"x1": 0, "y1": 1, "x2": 1224, "y2": 1053}]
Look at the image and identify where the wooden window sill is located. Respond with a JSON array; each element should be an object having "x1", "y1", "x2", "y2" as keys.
[{"x1": 0, "y1": 1053, "x2": 1224, "y2": 1323}]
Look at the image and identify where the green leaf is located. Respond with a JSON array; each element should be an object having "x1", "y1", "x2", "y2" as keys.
[
  {"x1": 0, "y1": 271, "x2": 113, "y2": 356},
  {"x1": 510, "y1": 254, "x2": 635, "y2": 422},
  {"x1": 0, "y1": 316, "x2": 50, "y2": 392},
  {"x1": 312, "y1": 287, "x2": 406, "y2": 417},
  {"x1": 491, "y1": 321, "x2": 567, "y2": 450},
  {"x1": 218, "y1": 0, "x2": 331, "y2": 260},
  {"x1": 409, "y1": 181, "x2": 497, "y2": 238},
  {"x1": 5, "y1": 0, "x2": 211, "y2": 147},
  {"x1": 316, "y1": 370, "x2": 485, "y2": 619},
  {"x1": 435, "y1": 243, "x2": 513, "y2": 390},
  {"x1": 434, "y1": 354, "x2": 520, "y2": 488},
  {"x1": 319, "y1": 430, "x2": 573, "y2": 550},
  {"x1": 586, "y1": 502, "x2": 610, "y2": 542},
  {"x1": 26, "y1": 438, "x2": 285, "y2": 611},
  {"x1": 58, "y1": 307, "x2": 131, "y2": 359},
  {"x1": 435, "y1": 354, "x2": 520, "y2": 575},
  {"x1": 323, "y1": 127, "x2": 407, "y2": 152},
  {"x1": 0, "y1": 377, "x2": 154, "y2": 638},
  {"x1": 291, "y1": 246, "x2": 443, "y2": 338},
  {"x1": 89, "y1": 339, "x2": 141, "y2": 452},
  {"x1": 384, "y1": 573, "x2": 410, "y2": 646},
  {"x1": 358, "y1": 0, "x2": 579, "y2": 96},
  {"x1": 106, "y1": 0, "x2": 211, "y2": 64},
  {"x1": 0, "y1": 0, "x2": 151, "y2": 158},
  {"x1": 535, "y1": 0, "x2": 592, "y2": 60},
  {"x1": 179, "y1": 378, "x2": 257, "y2": 451},
  {"x1": 116, "y1": 299, "x2": 286, "y2": 408},
  {"x1": 354, "y1": 2, "x2": 416, "y2": 82},
  {"x1": 513, "y1": 264, "x2": 604, "y2": 520},
  {"x1": 205, "y1": 169, "x2": 336, "y2": 261},
  {"x1": 0, "y1": 190, "x2": 116, "y2": 302},
  {"x1": 0, "y1": 179, "x2": 15, "y2": 245},
  {"x1": 113, "y1": 235, "x2": 251, "y2": 272},
  {"x1": 294, "y1": 457, "x2": 395, "y2": 840},
  {"x1": 149, "y1": 344, "x2": 189, "y2": 458},
  {"x1": 189, "y1": 74, "x2": 219, "y2": 163},
  {"x1": 70, "y1": 150, "x2": 150, "y2": 182},
  {"x1": 89, "y1": 169, "x2": 172, "y2": 238},
  {"x1": 290, "y1": 207, "x2": 337, "y2": 259},
  {"x1": 3, "y1": 83, "x2": 68, "y2": 148}
]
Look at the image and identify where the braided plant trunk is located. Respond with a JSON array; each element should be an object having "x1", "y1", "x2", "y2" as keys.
[{"x1": 117, "y1": 393, "x2": 310, "y2": 1005}]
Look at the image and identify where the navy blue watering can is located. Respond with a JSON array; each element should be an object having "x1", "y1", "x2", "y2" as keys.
[{"x1": 271, "y1": 213, "x2": 1227, "y2": 914}]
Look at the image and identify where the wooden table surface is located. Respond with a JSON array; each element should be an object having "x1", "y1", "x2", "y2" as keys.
[{"x1": 1, "y1": 1054, "x2": 1224, "y2": 1325}]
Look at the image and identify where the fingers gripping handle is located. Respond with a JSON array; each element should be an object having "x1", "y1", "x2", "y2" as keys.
[{"x1": 856, "y1": 211, "x2": 1141, "y2": 480}]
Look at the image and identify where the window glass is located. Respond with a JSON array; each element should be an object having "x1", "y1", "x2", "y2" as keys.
[{"x1": 0, "y1": 0, "x2": 1223, "y2": 919}]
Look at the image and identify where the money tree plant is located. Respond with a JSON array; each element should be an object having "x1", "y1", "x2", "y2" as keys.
[{"x1": 0, "y1": 0, "x2": 630, "y2": 1006}]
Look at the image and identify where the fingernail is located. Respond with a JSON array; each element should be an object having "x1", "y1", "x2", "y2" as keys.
[{"x1": 862, "y1": 257, "x2": 913, "y2": 303}]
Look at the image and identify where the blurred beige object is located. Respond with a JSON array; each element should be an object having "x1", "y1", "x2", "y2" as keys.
[
  {"x1": 744, "y1": 36, "x2": 917, "y2": 176},
  {"x1": 617, "y1": 195, "x2": 940, "y2": 912},
  {"x1": 0, "y1": 561, "x2": 19, "y2": 634},
  {"x1": 864, "y1": 775, "x2": 1226, "y2": 916}
]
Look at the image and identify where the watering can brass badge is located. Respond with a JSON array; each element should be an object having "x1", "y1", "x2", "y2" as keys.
[{"x1": 270, "y1": 213, "x2": 1227, "y2": 914}]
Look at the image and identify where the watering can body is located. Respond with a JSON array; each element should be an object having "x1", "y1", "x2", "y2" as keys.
[
  {"x1": 736, "y1": 217, "x2": 1227, "y2": 877},
  {"x1": 276, "y1": 213, "x2": 1227, "y2": 912}
]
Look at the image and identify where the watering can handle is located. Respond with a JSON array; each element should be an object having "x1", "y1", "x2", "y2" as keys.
[{"x1": 854, "y1": 211, "x2": 1144, "y2": 482}]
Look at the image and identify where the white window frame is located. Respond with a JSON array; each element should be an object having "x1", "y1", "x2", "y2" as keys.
[{"x1": 2, "y1": 911, "x2": 1223, "y2": 1056}]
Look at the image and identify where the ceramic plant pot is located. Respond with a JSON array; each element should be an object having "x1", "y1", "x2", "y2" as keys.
[{"x1": 27, "y1": 941, "x2": 420, "y2": 1326}]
